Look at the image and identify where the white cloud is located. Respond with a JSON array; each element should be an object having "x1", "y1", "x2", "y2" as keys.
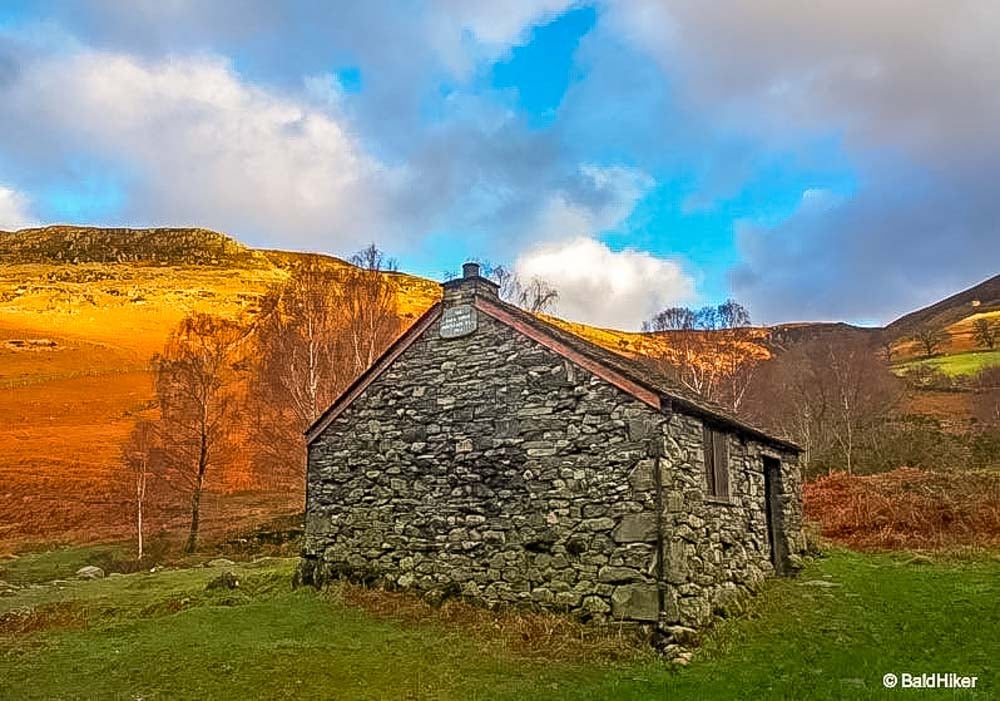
[
  {"x1": 0, "y1": 186, "x2": 36, "y2": 230},
  {"x1": 798, "y1": 188, "x2": 842, "y2": 213},
  {"x1": 515, "y1": 237, "x2": 695, "y2": 330},
  {"x1": 0, "y1": 7, "x2": 657, "y2": 270},
  {"x1": 508, "y1": 164, "x2": 685, "y2": 330},
  {"x1": 3, "y1": 50, "x2": 402, "y2": 250},
  {"x1": 435, "y1": 0, "x2": 574, "y2": 48},
  {"x1": 0, "y1": 42, "x2": 649, "y2": 261},
  {"x1": 302, "y1": 73, "x2": 347, "y2": 109}
]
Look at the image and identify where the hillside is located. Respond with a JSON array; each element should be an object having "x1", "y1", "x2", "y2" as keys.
[
  {"x1": 767, "y1": 321, "x2": 877, "y2": 350},
  {"x1": 751, "y1": 276, "x2": 1000, "y2": 367},
  {"x1": 885, "y1": 273, "x2": 1000, "y2": 339},
  {"x1": 1, "y1": 225, "x2": 996, "y2": 550},
  {"x1": 0, "y1": 226, "x2": 439, "y2": 550}
]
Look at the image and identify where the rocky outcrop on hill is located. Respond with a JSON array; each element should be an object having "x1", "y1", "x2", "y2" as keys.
[{"x1": 0, "y1": 225, "x2": 269, "y2": 267}]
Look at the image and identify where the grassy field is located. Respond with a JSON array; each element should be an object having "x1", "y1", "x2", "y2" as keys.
[
  {"x1": 895, "y1": 349, "x2": 1000, "y2": 377},
  {"x1": 1, "y1": 548, "x2": 996, "y2": 700}
]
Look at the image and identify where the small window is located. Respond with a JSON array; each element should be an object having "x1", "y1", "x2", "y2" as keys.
[{"x1": 703, "y1": 425, "x2": 730, "y2": 499}]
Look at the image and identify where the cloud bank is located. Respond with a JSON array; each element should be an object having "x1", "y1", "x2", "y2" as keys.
[
  {"x1": 0, "y1": 1, "x2": 997, "y2": 328},
  {"x1": 0, "y1": 49, "x2": 404, "y2": 251},
  {"x1": 608, "y1": 1, "x2": 1000, "y2": 323}
]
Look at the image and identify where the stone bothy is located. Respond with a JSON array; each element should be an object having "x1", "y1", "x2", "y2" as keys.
[{"x1": 300, "y1": 262, "x2": 805, "y2": 634}]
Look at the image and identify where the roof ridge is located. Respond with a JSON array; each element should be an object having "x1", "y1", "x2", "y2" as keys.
[{"x1": 474, "y1": 295, "x2": 799, "y2": 451}]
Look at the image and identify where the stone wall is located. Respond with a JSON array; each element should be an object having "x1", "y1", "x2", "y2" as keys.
[
  {"x1": 656, "y1": 412, "x2": 803, "y2": 625},
  {"x1": 302, "y1": 304, "x2": 804, "y2": 631}
]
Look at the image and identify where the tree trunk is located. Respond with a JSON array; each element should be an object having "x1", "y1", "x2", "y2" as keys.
[
  {"x1": 136, "y1": 457, "x2": 147, "y2": 560},
  {"x1": 845, "y1": 418, "x2": 853, "y2": 476},
  {"x1": 184, "y1": 482, "x2": 202, "y2": 553},
  {"x1": 137, "y1": 495, "x2": 144, "y2": 560},
  {"x1": 184, "y1": 434, "x2": 210, "y2": 553}
]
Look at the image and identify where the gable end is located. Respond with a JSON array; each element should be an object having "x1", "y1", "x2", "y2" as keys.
[
  {"x1": 473, "y1": 296, "x2": 663, "y2": 412},
  {"x1": 304, "y1": 303, "x2": 442, "y2": 444}
]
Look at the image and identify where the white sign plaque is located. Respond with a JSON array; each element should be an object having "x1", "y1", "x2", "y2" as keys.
[{"x1": 440, "y1": 305, "x2": 477, "y2": 339}]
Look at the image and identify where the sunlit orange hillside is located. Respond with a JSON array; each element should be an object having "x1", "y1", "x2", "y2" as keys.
[
  {"x1": 1, "y1": 226, "x2": 995, "y2": 551},
  {"x1": 0, "y1": 226, "x2": 439, "y2": 550},
  {"x1": 539, "y1": 314, "x2": 772, "y2": 370}
]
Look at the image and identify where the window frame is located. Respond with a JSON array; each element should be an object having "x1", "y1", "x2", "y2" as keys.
[{"x1": 703, "y1": 424, "x2": 731, "y2": 500}]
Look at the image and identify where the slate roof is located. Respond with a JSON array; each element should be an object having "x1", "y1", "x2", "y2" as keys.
[{"x1": 477, "y1": 295, "x2": 801, "y2": 452}]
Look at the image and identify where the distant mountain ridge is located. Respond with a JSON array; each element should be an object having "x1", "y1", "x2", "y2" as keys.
[
  {"x1": 885, "y1": 274, "x2": 1000, "y2": 338},
  {"x1": 2, "y1": 225, "x2": 996, "y2": 341},
  {"x1": 767, "y1": 321, "x2": 877, "y2": 350}
]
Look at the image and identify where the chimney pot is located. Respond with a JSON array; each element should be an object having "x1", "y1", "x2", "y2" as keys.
[{"x1": 441, "y1": 259, "x2": 498, "y2": 303}]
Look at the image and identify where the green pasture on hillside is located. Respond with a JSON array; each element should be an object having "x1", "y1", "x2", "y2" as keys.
[{"x1": 895, "y1": 349, "x2": 1000, "y2": 377}]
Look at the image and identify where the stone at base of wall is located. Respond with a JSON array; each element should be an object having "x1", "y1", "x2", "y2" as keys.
[
  {"x1": 293, "y1": 555, "x2": 319, "y2": 589},
  {"x1": 294, "y1": 553, "x2": 779, "y2": 652},
  {"x1": 294, "y1": 554, "x2": 666, "y2": 641}
]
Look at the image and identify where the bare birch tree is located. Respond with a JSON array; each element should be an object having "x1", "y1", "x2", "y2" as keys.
[
  {"x1": 249, "y1": 246, "x2": 402, "y2": 487},
  {"x1": 643, "y1": 299, "x2": 760, "y2": 412},
  {"x1": 255, "y1": 261, "x2": 350, "y2": 424},
  {"x1": 120, "y1": 419, "x2": 158, "y2": 559},
  {"x1": 487, "y1": 264, "x2": 559, "y2": 313},
  {"x1": 250, "y1": 261, "x2": 352, "y2": 486},
  {"x1": 344, "y1": 245, "x2": 403, "y2": 372},
  {"x1": 744, "y1": 338, "x2": 900, "y2": 475},
  {"x1": 153, "y1": 313, "x2": 247, "y2": 553},
  {"x1": 446, "y1": 262, "x2": 559, "y2": 313}
]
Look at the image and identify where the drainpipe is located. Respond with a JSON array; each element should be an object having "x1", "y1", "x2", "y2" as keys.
[
  {"x1": 651, "y1": 436, "x2": 667, "y2": 639},
  {"x1": 652, "y1": 394, "x2": 674, "y2": 641}
]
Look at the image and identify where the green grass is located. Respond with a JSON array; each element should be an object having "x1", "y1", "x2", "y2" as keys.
[
  {"x1": 895, "y1": 349, "x2": 1000, "y2": 377},
  {"x1": 0, "y1": 544, "x2": 129, "y2": 586},
  {"x1": 1, "y1": 551, "x2": 997, "y2": 700}
]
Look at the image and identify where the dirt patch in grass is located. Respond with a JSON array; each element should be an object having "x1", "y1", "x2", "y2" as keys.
[
  {"x1": 332, "y1": 581, "x2": 654, "y2": 665},
  {"x1": 805, "y1": 467, "x2": 1000, "y2": 549},
  {"x1": 0, "y1": 601, "x2": 89, "y2": 637}
]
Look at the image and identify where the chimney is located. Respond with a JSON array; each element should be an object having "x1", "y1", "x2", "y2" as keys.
[{"x1": 441, "y1": 259, "x2": 499, "y2": 306}]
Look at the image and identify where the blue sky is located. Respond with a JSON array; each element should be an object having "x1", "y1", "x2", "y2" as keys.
[{"x1": 0, "y1": 2, "x2": 996, "y2": 328}]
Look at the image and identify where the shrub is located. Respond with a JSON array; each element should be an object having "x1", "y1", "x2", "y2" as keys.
[
  {"x1": 92, "y1": 533, "x2": 173, "y2": 574},
  {"x1": 861, "y1": 415, "x2": 968, "y2": 474},
  {"x1": 968, "y1": 431, "x2": 1000, "y2": 469},
  {"x1": 901, "y1": 365, "x2": 955, "y2": 390},
  {"x1": 804, "y1": 467, "x2": 1000, "y2": 549}
]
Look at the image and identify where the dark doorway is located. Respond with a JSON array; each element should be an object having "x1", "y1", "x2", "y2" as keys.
[{"x1": 763, "y1": 456, "x2": 788, "y2": 575}]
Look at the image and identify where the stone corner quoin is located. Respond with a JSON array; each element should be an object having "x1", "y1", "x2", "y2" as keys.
[{"x1": 300, "y1": 263, "x2": 805, "y2": 634}]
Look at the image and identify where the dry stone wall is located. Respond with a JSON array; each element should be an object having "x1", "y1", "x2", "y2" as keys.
[{"x1": 302, "y1": 305, "x2": 803, "y2": 631}]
